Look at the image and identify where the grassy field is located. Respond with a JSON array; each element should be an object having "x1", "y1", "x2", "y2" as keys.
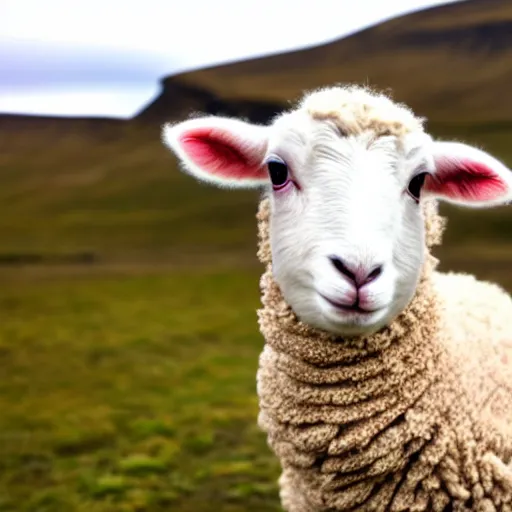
[
  {"x1": 0, "y1": 122, "x2": 260, "y2": 264},
  {"x1": 0, "y1": 118, "x2": 511, "y2": 511},
  {"x1": 0, "y1": 267, "x2": 284, "y2": 512}
]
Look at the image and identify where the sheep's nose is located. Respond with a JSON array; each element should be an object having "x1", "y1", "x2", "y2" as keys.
[{"x1": 329, "y1": 256, "x2": 383, "y2": 287}]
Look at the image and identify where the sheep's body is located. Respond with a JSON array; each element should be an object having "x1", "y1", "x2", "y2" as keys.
[
  {"x1": 256, "y1": 198, "x2": 512, "y2": 511},
  {"x1": 162, "y1": 84, "x2": 512, "y2": 511}
]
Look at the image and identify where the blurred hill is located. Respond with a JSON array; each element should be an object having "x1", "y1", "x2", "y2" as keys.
[
  {"x1": 139, "y1": 0, "x2": 512, "y2": 125},
  {"x1": 0, "y1": 0, "x2": 511, "y2": 268}
]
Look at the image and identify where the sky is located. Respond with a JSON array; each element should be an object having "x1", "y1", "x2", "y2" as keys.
[{"x1": 0, "y1": 0, "x2": 461, "y2": 119}]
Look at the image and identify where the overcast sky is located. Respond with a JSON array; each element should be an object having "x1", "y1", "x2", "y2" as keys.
[{"x1": 1, "y1": 0, "x2": 460, "y2": 118}]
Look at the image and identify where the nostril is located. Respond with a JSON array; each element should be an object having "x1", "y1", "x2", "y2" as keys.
[
  {"x1": 329, "y1": 256, "x2": 356, "y2": 282},
  {"x1": 365, "y1": 265, "x2": 383, "y2": 284},
  {"x1": 329, "y1": 256, "x2": 384, "y2": 286}
]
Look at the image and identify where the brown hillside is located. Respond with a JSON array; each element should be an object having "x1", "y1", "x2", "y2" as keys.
[{"x1": 140, "y1": 0, "x2": 512, "y2": 125}]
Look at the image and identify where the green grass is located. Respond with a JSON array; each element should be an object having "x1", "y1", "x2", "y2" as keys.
[
  {"x1": 0, "y1": 124, "x2": 261, "y2": 262},
  {"x1": 0, "y1": 268, "x2": 282, "y2": 511}
]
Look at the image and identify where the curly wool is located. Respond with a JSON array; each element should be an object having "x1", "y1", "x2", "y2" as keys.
[
  {"x1": 299, "y1": 85, "x2": 425, "y2": 139},
  {"x1": 255, "y1": 196, "x2": 512, "y2": 511}
]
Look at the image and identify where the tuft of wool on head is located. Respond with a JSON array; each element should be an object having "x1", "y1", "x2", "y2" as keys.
[{"x1": 300, "y1": 84, "x2": 425, "y2": 138}]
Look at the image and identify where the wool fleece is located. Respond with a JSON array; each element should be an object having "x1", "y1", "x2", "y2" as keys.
[{"x1": 255, "y1": 195, "x2": 512, "y2": 511}]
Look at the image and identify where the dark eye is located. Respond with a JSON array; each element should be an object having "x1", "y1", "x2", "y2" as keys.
[
  {"x1": 266, "y1": 157, "x2": 289, "y2": 188},
  {"x1": 407, "y1": 172, "x2": 429, "y2": 202}
]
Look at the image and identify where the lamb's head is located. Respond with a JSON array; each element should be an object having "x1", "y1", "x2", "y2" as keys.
[{"x1": 162, "y1": 85, "x2": 512, "y2": 337}]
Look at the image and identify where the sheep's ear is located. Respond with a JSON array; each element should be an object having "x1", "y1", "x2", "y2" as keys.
[
  {"x1": 424, "y1": 141, "x2": 512, "y2": 207},
  {"x1": 161, "y1": 116, "x2": 269, "y2": 188}
]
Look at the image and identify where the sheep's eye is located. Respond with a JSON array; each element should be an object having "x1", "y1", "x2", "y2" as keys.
[
  {"x1": 266, "y1": 157, "x2": 289, "y2": 188},
  {"x1": 407, "y1": 172, "x2": 429, "y2": 201}
]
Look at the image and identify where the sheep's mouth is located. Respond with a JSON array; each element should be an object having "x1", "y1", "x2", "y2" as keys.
[{"x1": 318, "y1": 293, "x2": 380, "y2": 315}]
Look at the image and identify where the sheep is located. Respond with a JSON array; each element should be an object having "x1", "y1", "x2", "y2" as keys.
[{"x1": 161, "y1": 84, "x2": 512, "y2": 511}]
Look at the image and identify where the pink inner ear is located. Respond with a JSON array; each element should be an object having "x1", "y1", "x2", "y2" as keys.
[
  {"x1": 426, "y1": 159, "x2": 508, "y2": 201},
  {"x1": 179, "y1": 127, "x2": 265, "y2": 181}
]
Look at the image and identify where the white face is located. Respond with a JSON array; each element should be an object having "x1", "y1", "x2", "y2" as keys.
[
  {"x1": 265, "y1": 113, "x2": 432, "y2": 336},
  {"x1": 162, "y1": 88, "x2": 512, "y2": 338}
]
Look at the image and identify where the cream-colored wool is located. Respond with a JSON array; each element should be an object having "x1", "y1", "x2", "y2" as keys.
[
  {"x1": 256, "y1": 198, "x2": 512, "y2": 511},
  {"x1": 254, "y1": 88, "x2": 512, "y2": 511},
  {"x1": 299, "y1": 85, "x2": 425, "y2": 139}
]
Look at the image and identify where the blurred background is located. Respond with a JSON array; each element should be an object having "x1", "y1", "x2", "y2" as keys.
[{"x1": 1, "y1": 0, "x2": 511, "y2": 510}]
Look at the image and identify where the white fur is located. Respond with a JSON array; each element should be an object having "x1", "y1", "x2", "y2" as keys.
[
  {"x1": 265, "y1": 113, "x2": 429, "y2": 336},
  {"x1": 161, "y1": 86, "x2": 512, "y2": 337}
]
